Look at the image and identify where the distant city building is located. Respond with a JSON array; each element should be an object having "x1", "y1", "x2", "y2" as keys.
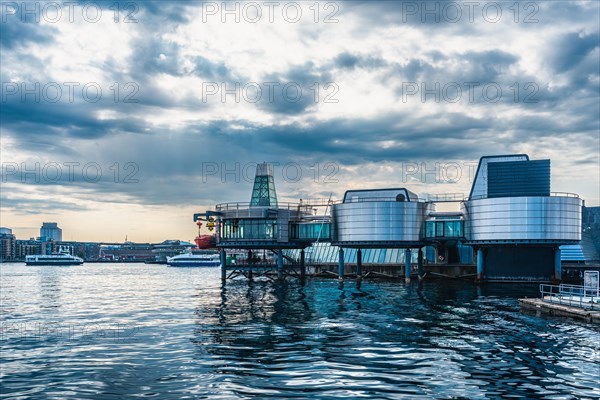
[
  {"x1": 99, "y1": 240, "x2": 194, "y2": 262},
  {"x1": 149, "y1": 240, "x2": 196, "y2": 262},
  {"x1": 0, "y1": 227, "x2": 16, "y2": 261},
  {"x1": 40, "y1": 222, "x2": 62, "y2": 242},
  {"x1": 15, "y1": 239, "x2": 42, "y2": 259},
  {"x1": 53, "y1": 244, "x2": 75, "y2": 255},
  {"x1": 4, "y1": 235, "x2": 189, "y2": 262},
  {"x1": 49, "y1": 242, "x2": 100, "y2": 260}
]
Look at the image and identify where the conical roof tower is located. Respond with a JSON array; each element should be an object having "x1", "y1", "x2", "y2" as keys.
[{"x1": 249, "y1": 163, "x2": 278, "y2": 207}]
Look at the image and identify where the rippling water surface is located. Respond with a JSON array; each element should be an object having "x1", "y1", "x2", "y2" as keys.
[{"x1": 1, "y1": 263, "x2": 599, "y2": 399}]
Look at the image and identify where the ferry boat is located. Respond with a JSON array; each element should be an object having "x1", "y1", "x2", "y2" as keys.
[
  {"x1": 25, "y1": 254, "x2": 84, "y2": 266},
  {"x1": 166, "y1": 251, "x2": 220, "y2": 267}
]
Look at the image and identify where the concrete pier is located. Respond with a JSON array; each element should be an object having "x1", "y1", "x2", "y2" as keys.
[
  {"x1": 519, "y1": 298, "x2": 600, "y2": 324},
  {"x1": 554, "y1": 248, "x2": 562, "y2": 281},
  {"x1": 220, "y1": 249, "x2": 227, "y2": 282},
  {"x1": 477, "y1": 248, "x2": 484, "y2": 282},
  {"x1": 417, "y1": 248, "x2": 423, "y2": 280},
  {"x1": 356, "y1": 249, "x2": 362, "y2": 279},
  {"x1": 277, "y1": 250, "x2": 283, "y2": 280},
  {"x1": 404, "y1": 249, "x2": 411, "y2": 283},
  {"x1": 338, "y1": 248, "x2": 344, "y2": 281},
  {"x1": 300, "y1": 249, "x2": 306, "y2": 279}
]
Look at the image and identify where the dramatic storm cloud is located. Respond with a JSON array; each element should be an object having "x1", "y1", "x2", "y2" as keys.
[{"x1": 1, "y1": 0, "x2": 598, "y2": 242}]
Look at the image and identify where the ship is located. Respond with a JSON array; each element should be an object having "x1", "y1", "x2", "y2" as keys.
[
  {"x1": 166, "y1": 251, "x2": 220, "y2": 267},
  {"x1": 25, "y1": 253, "x2": 84, "y2": 266},
  {"x1": 194, "y1": 234, "x2": 216, "y2": 249}
]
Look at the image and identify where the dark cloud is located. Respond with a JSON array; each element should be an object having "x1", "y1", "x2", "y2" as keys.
[
  {"x1": 333, "y1": 52, "x2": 388, "y2": 70},
  {"x1": 94, "y1": 0, "x2": 195, "y2": 23},
  {"x1": 551, "y1": 32, "x2": 599, "y2": 74},
  {"x1": 0, "y1": 18, "x2": 56, "y2": 49},
  {"x1": 334, "y1": 52, "x2": 360, "y2": 69},
  {"x1": 1, "y1": 195, "x2": 90, "y2": 215},
  {"x1": 0, "y1": 0, "x2": 598, "y2": 214},
  {"x1": 1, "y1": 97, "x2": 597, "y2": 210},
  {"x1": 0, "y1": 96, "x2": 149, "y2": 144},
  {"x1": 256, "y1": 62, "x2": 333, "y2": 115}
]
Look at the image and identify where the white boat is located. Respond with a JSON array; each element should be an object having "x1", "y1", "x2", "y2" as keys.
[
  {"x1": 25, "y1": 253, "x2": 83, "y2": 266},
  {"x1": 167, "y1": 251, "x2": 220, "y2": 267}
]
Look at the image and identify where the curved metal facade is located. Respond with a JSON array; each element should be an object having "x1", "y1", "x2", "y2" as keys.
[
  {"x1": 332, "y1": 201, "x2": 432, "y2": 244},
  {"x1": 463, "y1": 196, "x2": 582, "y2": 243}
]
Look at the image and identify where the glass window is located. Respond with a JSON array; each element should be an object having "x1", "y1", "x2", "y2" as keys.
[
  {"x1": 436, "y1": 222, "x2": 444, "y2": 237},
  {"x1": 445, "y1": 221, "x2": 455, "y2": 237},
  {"x1": 347, "y1": 248, "x2": 356, "y2": 263},
  {"x1": 364, "y1": 249, "x2": 372, "y2": 263},
  {"x1": 384, "y1": 248, "x2": 393, "y2": 264},
  {"x1": 378, "y1": 249, "x2": 386, "y2": 263},
  {"x1": 425, "y1": 221, "x2": 431, "y2": 237},
  {"x1": 331, "y1": 246, "x2": 338, "y2": 263},
  {"x1": 390, "y1": 248, "x2": 400, "y2": 263},
  {"x1": 221, "y1": 219, "x2": 279, "y2": 240}
]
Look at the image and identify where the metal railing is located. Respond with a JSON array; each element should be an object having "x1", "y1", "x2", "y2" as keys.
[
  {"x1": 469, "y1": 192, "x2": 579, "y2": 200},
  {"x1": 550, "y1": 192, "x2": 580, "y2": 198},
  {"x1": 539, "y1": 283, "x2": 599, "y2": 310},
  {"x1": 290, "y1": 198, "x2": 337, "y2": 207},
  {"x1": 216, "y1": 202, "x2": 316, "y2": 212},
  {"x1": 423, "y1": 193, "x2": 466, "y2": 202},
  {"x1": 340, "y1": 196, "x2": 428, "y2": 203}
]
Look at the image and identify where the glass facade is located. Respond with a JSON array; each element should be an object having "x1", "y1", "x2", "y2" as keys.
[
  {"x1": 425, "y1": 220, "x2": 464, "y2": 238},
  {"x1": 285, "y1": 243, "x2": 417, "y2": 265},
  {"x1": 290, "y1": 223, "x2": 331, "y2": 241},
  {"x1": 222, "y1": 219, "x2": 278, "y2": 241},
  {"x1": 250, "y1": 176, "x2": 278, "y2": 207}
]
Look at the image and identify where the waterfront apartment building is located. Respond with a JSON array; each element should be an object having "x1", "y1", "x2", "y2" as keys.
[
  {"x1": 0, "y1": 227, "x2": 16, "y2": 261},
  {"x1": 15, "y1": 239, "x2": 43, "y2": 259},
  {"x1": 40, "y1": 222, "x2": 62, "y2": 242}
]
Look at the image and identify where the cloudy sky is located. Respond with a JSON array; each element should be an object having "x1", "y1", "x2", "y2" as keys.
[{"x1": 1, "y1": 0, "x2": 599, "y2": 242}]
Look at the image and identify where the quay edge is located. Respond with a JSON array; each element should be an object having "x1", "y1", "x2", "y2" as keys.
[{"x1": 519, "y1": 298, "x2": 600, "y2": 324}]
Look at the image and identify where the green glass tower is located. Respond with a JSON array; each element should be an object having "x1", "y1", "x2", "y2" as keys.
[{"x1": 250, "y1": 163, "x2": 278, "y2": 207}]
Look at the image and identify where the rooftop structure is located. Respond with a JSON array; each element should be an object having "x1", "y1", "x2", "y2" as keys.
[{"x1": 250, "y1": 163, "x2": 278, "y2": 207}]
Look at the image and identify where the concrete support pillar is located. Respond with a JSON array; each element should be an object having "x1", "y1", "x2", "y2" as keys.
[
  {"x1": 220, "y1": 249, "x2": 227, "y2": 282},
  {"x1": 277, "y1": 250, "x2": 284, "y2": 280},
  {"x1": 554, "y1": 247, "x2": 562, "y2": 282},
  {"x1": 300, "y1": 249, "x2": 306, "y2": 279},
  {"x1": 405, "y1": 248, "x2": 412, "y2": 283},
  {"x1": 338, "y1": 248, "x2": 345, "y2": 281},
  {"x1": 356, "y1": 249, "x2": 362, "y2": 279},
  {"x1": 417, "y1": 248, "x2": 423, "y2": 280},
  {"x1": 477, "y1": 248, "x2": 485, "y2": 282}
]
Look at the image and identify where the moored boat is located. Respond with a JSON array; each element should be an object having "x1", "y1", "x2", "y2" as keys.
[
  {"x1": 166, "y1": 251, "x2": 220, "y2": 267},
  {"x1": 25, "y1": 254, "x2": 84, "y2": 266}
]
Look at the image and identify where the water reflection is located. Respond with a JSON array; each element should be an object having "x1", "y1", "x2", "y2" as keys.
[
  {"x1": 2, "y1": 263, "x2": 598, "y2": 399},
  {"x1": 38, "y1": 267, "x2": 62, "y2": 311},
  {"x1": 195, "y1": 278, "x2": 599, "y2": 398}
]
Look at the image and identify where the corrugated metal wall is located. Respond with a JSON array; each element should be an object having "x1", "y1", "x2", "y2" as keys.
[{"x1": 487, "y1": 160, "x2": 550, "y2": 198}]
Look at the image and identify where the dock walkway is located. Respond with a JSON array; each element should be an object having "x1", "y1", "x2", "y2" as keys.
[{"x1": 519, "y1": 298, "x2": 600, "y2": 324}]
